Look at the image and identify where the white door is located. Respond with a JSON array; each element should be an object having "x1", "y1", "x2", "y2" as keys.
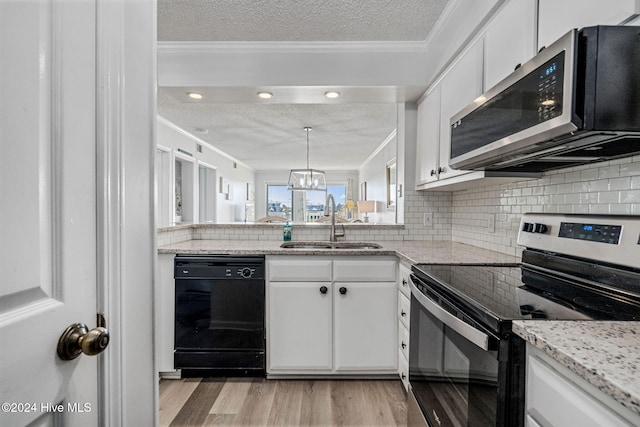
[{"x1": 1, "y1": 1, "x2": 100, "y2": 425}]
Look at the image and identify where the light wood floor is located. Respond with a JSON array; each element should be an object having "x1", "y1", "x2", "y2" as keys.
[{"x1": 159, "y1": 378, "x2": 408, "y2": 427}]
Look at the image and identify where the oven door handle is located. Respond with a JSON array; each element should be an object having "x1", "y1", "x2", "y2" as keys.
[{"x1": 410, "y1": 277, "x2": 490, "y2": 351}]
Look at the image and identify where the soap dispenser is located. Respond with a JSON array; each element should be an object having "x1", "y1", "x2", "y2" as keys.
[{"x1": 283, "y1": 220, "x2": 292, "y2": 242}]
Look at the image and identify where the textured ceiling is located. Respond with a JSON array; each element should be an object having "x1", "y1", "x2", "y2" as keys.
[
  {"x1": 158, "y1": 89, "x2": 398, "y2": 171},
  {"x1": 158, "y1": 0, "x2": 448, "y2": 42},
  {"x1": 157, "y1": 0, "x2": 450, "y2": 171}
]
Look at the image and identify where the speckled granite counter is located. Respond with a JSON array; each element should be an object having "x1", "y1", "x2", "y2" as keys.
[
  {"x1": 513, "y1": 321, "x2": 640, "y2": 417},
  {"x1": 158, "y1": 239, "x2": 519, "y2": 265}
]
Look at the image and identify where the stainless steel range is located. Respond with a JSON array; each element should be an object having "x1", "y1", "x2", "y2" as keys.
[{"x1": 407, "y1": 213, "x2": 640, "y2": 427}]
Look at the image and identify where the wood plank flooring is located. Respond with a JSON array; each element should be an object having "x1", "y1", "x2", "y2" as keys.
[{"x1": 159, "y1": 378, "x2": 408, "y2": 427}]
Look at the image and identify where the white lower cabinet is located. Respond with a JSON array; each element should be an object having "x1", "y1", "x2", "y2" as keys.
[
  {"x1": 267, "y1": 256, "x2": 397, "y2": 375},
  {"x1": 334, "y1": 281, "x2": 397, "y2": 371},
  {"x1": 526, "y1": 344, "x2": 640, "y2": 427},
  {"x1": 268, "y1": 281, "x2": 333, "y2": 371}
]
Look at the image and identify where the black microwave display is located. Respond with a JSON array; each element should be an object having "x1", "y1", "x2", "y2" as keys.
[{"x1": 450, "y1": 52, "x2": 566, "y2": 159}]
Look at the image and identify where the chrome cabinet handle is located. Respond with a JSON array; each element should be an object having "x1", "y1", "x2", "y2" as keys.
[
  {"x1": 401, "y1": 310, "x2": 407, "y2": 317},
  {"x1": 430, "y1": 169, "x2": 437, "y2": 176},
  {"x1": 402, "y1": 279, "x2": 407, "y2": 287},
  {"x1": 401, "y1": 341, "x2": 407, "y2": 349}
]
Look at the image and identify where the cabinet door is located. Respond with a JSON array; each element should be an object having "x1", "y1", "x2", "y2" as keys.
[
  {"x1": 527, "y1": 354, "x2": 633, "y2": 427},
  {"x1": 439, "y1": 38, "x2": 484, "y2": 180},
  {"x1": 484, "y1": 0, "x2": 536, "y2": 89},
  {"x1": 538, "y1": 0, "x2": 639, "y2": 49},
  {"x1": 334, "y1": 282, "x2": 397, "y2": 371},
  {"x1": 268, "y1": 282, "x2": 333, "y2": 371},
  {"x1": 416, "y1": 84, "x2": 441, "y2": 187}
]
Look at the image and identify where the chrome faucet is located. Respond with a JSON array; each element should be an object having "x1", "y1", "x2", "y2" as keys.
[{"x1": 324, "y1": 194, "x2": 345, "y2": 242}]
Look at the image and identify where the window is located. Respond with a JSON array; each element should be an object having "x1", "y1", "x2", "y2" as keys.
[
  {"x1": 266, "y1": 184, "x2": 292, "y2": 218},
  {"x1": 305, "y1": 185, "x2": 347, "y2": 221},
  {"x1": 266, "y1": 184, "x2": 348, "y2": 222}
]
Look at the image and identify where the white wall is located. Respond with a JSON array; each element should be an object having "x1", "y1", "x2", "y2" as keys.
[
  {"x1": 358, "y1": 131, "x2": 397, "y2": 224},
  {"x1": 157, "y1": 118, "x2": 255, "y2": 223}
]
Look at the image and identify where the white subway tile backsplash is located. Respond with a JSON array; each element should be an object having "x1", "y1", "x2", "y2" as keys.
[{"x1": 452, "y1": 158, "x2": 640, "y2": 256}]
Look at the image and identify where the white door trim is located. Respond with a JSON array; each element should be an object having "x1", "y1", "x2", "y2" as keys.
[{"x1": 96, "y1": 0, "x2": 157, "y2": 425}]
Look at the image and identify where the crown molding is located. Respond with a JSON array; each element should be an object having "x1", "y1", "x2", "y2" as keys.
[{"x1": 157, "y1": 115, "x2": 255, "y2": 171}]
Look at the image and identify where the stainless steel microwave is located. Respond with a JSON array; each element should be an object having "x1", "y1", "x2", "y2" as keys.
[{"x1": 449, "y1": 26, "x2": 640, "y2": 172}]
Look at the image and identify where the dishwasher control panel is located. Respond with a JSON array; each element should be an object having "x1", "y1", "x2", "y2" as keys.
[{"x1": 174, "y1": 255, "x2": 265, "y2": 279}]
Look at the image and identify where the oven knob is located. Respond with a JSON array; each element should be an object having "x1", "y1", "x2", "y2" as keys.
[
  {"x1": 533, "y1": 223, "x2": 548, "y2": 234},
  {"x1": 240, "y1": 267, "x2": 253, "y2": 278},
  {"x1": 522, "y1": 222, "x2": 534, "y2": 232}
]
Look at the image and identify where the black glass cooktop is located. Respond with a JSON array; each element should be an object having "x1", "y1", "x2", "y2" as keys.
[{"x1": 411, "y1": 262, "x2": 640, "y2": 335}]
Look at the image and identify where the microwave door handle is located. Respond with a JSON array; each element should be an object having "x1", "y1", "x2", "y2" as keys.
[{"x1": 409, "y1": 278, "x2": 490, "y2": 351}]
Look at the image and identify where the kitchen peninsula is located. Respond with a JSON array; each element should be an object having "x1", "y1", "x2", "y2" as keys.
[{"x1": 157, "y1": 225, "x2": 640, "y2": 424}]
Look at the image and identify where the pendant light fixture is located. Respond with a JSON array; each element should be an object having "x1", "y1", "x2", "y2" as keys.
[{"x1": 288, "y1": 127, "x2": 327, "y2": 191}]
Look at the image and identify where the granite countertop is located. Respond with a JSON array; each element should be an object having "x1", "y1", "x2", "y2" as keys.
[
  {"x1": 158, "y1": 239, "x2": 519, "y2": 265},
  {"x1": 513, "y1": 321, "x2": 640, "y2": 418}
]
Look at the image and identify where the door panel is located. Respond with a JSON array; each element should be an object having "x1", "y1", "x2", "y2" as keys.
[
  {"x1": 0, "y1": 1, "x2": 98, "y2": 425},
  {"x1": 334, "y1": 282, "x2": 397, "y2": 371},
  {"x1": 268, "y1": 282, "x2": 333, "y2": 371}
]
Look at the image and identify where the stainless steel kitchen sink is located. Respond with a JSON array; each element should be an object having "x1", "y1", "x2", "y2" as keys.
[{"x1": 280, "y1": 241, "x2": 383, "y2": 250}]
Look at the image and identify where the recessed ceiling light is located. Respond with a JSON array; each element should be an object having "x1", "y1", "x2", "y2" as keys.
[
  {"x1": 257, "y1": 91, "x2": 273, "y2": 99},
  {"x1": 193, "y1": 127, "x2": 208, "y2": 135},
  {"x1": 324, "y1": 91, "x2": 341, "y2": 99},
  {"x1": 187, "y1": 92, "x2": 203, "y2": 100}
]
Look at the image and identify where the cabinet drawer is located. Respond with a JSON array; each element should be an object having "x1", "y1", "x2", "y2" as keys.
[
  {"x1": 398, "y1": 322, "x2": 409, "y2": 361},
  {"x1": 398, "y1": 291, "x2": 410, "y2": 329},
  {"x1": 333, "y1": 259, "x2": 396, "y2": 282},
  {"x1": 398, "y1": 349, "x2": 409, "y2": 392},
  {"x1": 398, "y1": 263, "x2": 411, "y2": 298},
  {"x1": 268, "y1": 259, "x2": 332, "y2": 281}
]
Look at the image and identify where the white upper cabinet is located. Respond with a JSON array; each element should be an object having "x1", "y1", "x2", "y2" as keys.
[
  {"x1": 484, "y1": 0, "x2": 537, "y2": 89},
  {"x1": 538, "y1": 0, "x2": 640, "y2": 49},
  {"x1": 416, "y1": 84, "x2": 441, "y2": 186},
  {"x1": 438, "y1": 37, "x2": 484, "y2": 182},
  {"x1": 415, "y1": 0, "x2": 542, "y2": 191},
  {"x1": 415, "y1": 40, "x2": 484, "y2": 190}
]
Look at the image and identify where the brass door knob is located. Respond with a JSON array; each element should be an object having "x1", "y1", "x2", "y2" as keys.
[{"x1": 57, "y1": 320, "x2": 109, "y2": 361}]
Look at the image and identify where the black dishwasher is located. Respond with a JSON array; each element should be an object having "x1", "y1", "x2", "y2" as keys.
[{"x1": 174, "y1": 255, "x2": 265, "y2": 377}]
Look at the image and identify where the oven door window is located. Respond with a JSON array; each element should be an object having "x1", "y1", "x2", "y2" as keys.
[{"x1": 410, "y1": 295, "x2": 499, "y2": 427}]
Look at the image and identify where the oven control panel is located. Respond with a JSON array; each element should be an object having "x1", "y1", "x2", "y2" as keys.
[
  {"x1": 558, "y1": 222, "x2": 622, "y2": 245},
  {"x1": 517, "y1": 213, "x2": 640, "y2": 269}
]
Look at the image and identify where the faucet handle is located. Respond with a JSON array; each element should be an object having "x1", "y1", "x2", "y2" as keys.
[{"x1": 335, "y1": 224, "x2": 346, "y2": 238}]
